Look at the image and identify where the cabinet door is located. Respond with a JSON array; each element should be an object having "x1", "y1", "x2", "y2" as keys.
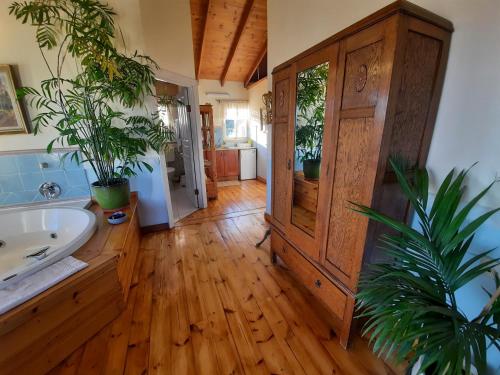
[
  {"x1": 323, "y1": 19, "x2": 398, "y2": 291},
  {"x1": 285, "y1": 44, "x2": 339, "y2": 261},
  {"x1": 271, "y1": 68, "x2": 292, "y2": 232},
  {"x1": 216, "y1": 151, "x2": 225, "y2": 177},
  {"x1": 225, "y1": 150, "x2": 239, "y2": 177}
]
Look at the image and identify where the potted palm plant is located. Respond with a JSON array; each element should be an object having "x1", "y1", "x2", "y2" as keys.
[
  {"x1": 10, "y1": 0, "x2": 174, "y2": 210},
  {"x1": 295, "y1": 62, "x2": 328, "y2": 180},
  {"x1": 353, "y1": 159, "x2": 500, "y2": 374}
]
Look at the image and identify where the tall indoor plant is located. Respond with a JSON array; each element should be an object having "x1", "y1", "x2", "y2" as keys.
[
  {"x1": 9, "y1": 0, "x2": 173, "y2": 210},
  {"x1": 295, "y1": 62, "x2": 328, "y2": 180},
  {"x1": 353, "y1": 159, "x2": 500, "y2": 374}
]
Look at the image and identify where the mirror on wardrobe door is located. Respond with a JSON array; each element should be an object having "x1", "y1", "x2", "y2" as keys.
[{"x1": 291, "y1": 62, "x2": 329, "y2": 236}]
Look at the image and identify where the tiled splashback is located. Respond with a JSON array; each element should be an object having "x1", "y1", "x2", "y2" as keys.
[{"x1": 0, "y1": 150, "x2": 90, "y2": 207}]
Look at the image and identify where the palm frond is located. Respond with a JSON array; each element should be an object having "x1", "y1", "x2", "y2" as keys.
[{"x1": 354, "y1": 158, "x2": 500, "y2": 374}]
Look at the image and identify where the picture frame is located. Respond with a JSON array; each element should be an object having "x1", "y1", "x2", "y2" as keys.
[{"x1": 0, "y1": 65, "x2": 29, "y2": 134}]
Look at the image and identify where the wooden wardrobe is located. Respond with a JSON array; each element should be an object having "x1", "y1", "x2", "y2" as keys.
[{"x1": 270, "y1": 0, "x2": 453, "y2": 348}]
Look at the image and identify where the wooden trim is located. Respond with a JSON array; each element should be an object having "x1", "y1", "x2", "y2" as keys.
[
  {"x1": 196, "y1": 0, "x2": 212, "y2": 80},
  {"x1": 244, "y1": 44, "x2": 267, "y2": 88},
  {"x1": 272, "y1": 0, "x2": 453, "y2": 74},
  {"x1": 245, "y1": 76, "x2": 267, "y2": 90},
  {"x1": 256, "y1": 175, "x2": 266, "y2": 184},
  {"x1": 141, "y1": 223, "x2": 170, "y2": 234},
  {"x1": 339, "y1": 106, "x2": 376, "y2": 119},
  {"x1": 264, "y1": 212, "x2": 271, "y2": 223},
  {"x1": 220, "y1": 0, "x2": 255, "y2": 85}
]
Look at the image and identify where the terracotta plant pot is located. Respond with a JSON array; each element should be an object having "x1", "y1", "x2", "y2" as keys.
[{"x1": 91, "y1": 178, "x2": 130, "y2": 211}]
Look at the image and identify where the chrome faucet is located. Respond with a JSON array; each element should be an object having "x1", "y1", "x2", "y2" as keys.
[{"x1": 39, "y1": 182, "x2": 62, "y2": 200}]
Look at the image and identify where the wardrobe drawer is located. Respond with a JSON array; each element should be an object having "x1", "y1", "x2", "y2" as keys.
[{"x1": 271, "y1": 231, "x2": 347, "y2": 320}]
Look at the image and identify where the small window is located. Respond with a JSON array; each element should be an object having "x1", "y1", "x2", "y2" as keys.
[
  {"x1": 221, "y1": 101, "x2": 248, "y2": 138},
  {"x1": 225, "y1": 119, "x2": 235, "y2": 137}
]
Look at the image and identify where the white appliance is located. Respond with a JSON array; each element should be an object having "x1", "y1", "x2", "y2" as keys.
[{"x1": 239, "y1": 148, "x2": 257, "y2": 180}]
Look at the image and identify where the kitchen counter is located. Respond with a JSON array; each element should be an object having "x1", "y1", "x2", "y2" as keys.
[{"x1": 216, "y1": 146, "x2": 256, "y2": 151}]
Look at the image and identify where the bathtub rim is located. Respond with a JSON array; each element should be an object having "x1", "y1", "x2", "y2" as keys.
[{"x1": 0, "y1": 206, "x2": 97, "y2": 289}]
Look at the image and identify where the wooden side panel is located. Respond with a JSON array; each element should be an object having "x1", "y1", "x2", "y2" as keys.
[
  {"x1": 118, "y1": 210, "x2": 140, "y2": 301},
  {"x1": 326, "y1": 118, "x2": 377, "y2": 281},
  {"x1": 271, "y1": 69, "x2": 291, "y2": 231},
  {"x1": 389, "y1": 31, "x2": 442, "y2": 167},
  {"x1": 0, "y1": 259, "x2": 123, "y2": 375},
  {"x1": 272, "y1": 121, "x2": 289, "y2": 228}
]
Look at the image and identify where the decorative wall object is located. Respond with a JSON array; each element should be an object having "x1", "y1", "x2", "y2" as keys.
[
  {"x1": 0, "y1": 65, "x2": 28, "y2": 134},
  {"x1": 262, "y1": 91, "x2": 272, "y2": 127}
]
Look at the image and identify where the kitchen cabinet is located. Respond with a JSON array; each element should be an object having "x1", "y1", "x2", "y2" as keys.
[{"x1": 216, "y1": 149, "x2": 239, "y2": 180}]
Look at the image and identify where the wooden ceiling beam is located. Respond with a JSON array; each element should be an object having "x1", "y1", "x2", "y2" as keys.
[
  {"x1": 196, "y1": 0, "x2": 212, "y2": 80},
  {"x1": 244, "y1": 43, "x2": 267, "y2": 88},
  {"x1": 219, "y1": 0, "x2": 255, "y2": 86}
]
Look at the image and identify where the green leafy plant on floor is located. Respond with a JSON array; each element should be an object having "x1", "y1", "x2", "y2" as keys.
[
  {"x1": 294, "y1": 62, "x2": 329, "y2": 163},
  {"x1": 353, "y1": 159, "x2": 500, "y2": 374},
  {"x1": 9, "y1": 0, "x2": 174, "y2": 187}
]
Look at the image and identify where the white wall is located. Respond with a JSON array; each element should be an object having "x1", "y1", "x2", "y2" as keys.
[
  {"x1": 267, "y1": 0, "x2": 500, "y2": 206},
  {"x1": 248, "y1": 78, "x2": 269, "y2": 180},
  {"x1": 0, "y1": 0, "x2": 196, "y2": 227},
  {"x1": 139, "y1": 0, "x2": 196, "y2": 79},
  {"x1": 267, "y1": 1, "x2": 500, "y2": 371},
  {"x1": 198, "y1": 79, "x2": 249, "y2": 129}
]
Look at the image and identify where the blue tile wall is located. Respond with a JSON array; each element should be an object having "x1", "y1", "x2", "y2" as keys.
[{"x1": 0, "y1": 151, "x2": 91, "y2": 206}]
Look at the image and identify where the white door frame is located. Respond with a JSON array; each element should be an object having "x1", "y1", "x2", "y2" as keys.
[{"x1": 155, "y1": 68, "x2": 207, "y2": 226}]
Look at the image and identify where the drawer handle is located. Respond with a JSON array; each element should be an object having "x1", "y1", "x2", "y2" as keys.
[{"x1": 315, "y1": 279, "x2": 322, "y2": 288}]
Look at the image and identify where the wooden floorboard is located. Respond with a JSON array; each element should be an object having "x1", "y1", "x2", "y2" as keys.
[
  {"x1": 179, "y1": 180, "x2": 267, "y2": 225},
  {"x1": 50, "y1": 181, "x2": 402, "y2": 375}
]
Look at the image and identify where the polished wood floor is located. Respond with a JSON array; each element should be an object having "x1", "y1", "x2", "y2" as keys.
[
  {"x1": 48, "y1": 181, "x2": 401, "y2": 375},
  {"x1": 178, "y1": 180, "x2": 267, "y2": 225}
]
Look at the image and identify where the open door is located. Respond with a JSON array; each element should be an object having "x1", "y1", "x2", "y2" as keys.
[
  {"x1": 155, "y1": 79, "x2": 201, "y2": 222},
  {"x1": 177, "y1": 89, "x2": 199, "y2": 208}
]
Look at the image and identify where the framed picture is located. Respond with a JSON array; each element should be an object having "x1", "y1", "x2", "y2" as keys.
[{"x1": 0, "y1": 65, "x2": 28, "y2": 134}]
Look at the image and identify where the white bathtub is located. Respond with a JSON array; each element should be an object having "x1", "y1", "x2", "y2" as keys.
[{"x1": 0, "y1": 207, "x2": 96, "y2": 289}]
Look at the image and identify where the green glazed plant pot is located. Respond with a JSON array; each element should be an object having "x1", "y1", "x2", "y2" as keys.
[
  {"x1": 91, "y1": 178, "x2": 130, "y2": 211},
  {"x1": 303, "y1": 159, "x2": 321, "y2": 180}
]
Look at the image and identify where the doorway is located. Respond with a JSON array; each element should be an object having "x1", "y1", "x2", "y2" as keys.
[{"x1": 154, "y1": 70, "x2": 207, "y2": 225}]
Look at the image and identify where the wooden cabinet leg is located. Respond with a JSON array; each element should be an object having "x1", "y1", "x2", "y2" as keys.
[{"x1": 270, "y1": 250, "x2": 277, "y2": 264}]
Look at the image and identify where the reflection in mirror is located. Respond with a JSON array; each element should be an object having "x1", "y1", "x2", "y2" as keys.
[{"x1": 291, "y1": 62, "x2": 329, "y2": 236}]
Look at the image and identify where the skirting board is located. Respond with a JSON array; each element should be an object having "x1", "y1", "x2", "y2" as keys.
[
  {"x1": 141, "y1": 222, "x2": 170, "y2": 234},
  {"x1": 256, "y1": 176, "x2": 267, "y2": 184}
]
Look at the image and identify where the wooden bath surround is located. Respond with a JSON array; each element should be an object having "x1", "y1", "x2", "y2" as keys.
[{"x1": 0, "y1": 193, "x2": 141, "y2": 375}]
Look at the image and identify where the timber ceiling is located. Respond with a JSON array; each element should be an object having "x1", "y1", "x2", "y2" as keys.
[{"x1": 190, "y1": 0, "x2": 267, "y2": 86}]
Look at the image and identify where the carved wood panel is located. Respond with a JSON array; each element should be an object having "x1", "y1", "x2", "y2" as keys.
[
  {"x1": 389, "y1": 31, "x2": 442, "y2": 167},
  {"x1": 341, "y1": 41, "x2": 383, "y2": 110},
  {"x1": 326, "y1": 118, "x2": 377, "y2": 283},
  {"x1": 272, "y1": 121, "x2": 289, "y2": 227},
  {"x1": 274, "y1": 78, "x2": 290, "y2": 122}
]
